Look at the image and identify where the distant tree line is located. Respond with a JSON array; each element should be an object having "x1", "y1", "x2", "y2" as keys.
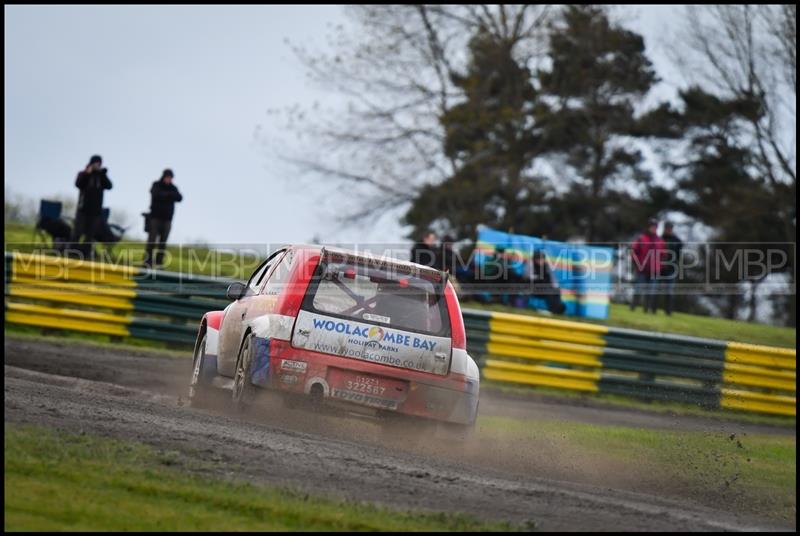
[{"x1": 278, "y1": 5, "x2": 796, "y2": 325}]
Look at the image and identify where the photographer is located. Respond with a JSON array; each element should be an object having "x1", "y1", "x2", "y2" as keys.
[
  {"x1": 143, "y1": 168, "x2": 183, "y2": 268},
  {"x1": 70, "y1": 154, "x2": 112, "y2": 256}
]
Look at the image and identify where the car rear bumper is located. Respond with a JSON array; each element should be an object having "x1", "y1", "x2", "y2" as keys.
[{"x1": 254, "y1": 338, "x2": 479, "y2": 425}]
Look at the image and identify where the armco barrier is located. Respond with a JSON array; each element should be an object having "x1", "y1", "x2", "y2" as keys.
[
  {"x1": 4, "y1": 252, "x2": 796, "y2": 417},
  {"x1": 464, "y1": 309, "x2": 796, "y2": 417}
]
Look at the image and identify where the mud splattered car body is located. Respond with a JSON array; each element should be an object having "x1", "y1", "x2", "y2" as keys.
[{"x1": 189, "y1": 245, "x2": 480, "y2": 430}]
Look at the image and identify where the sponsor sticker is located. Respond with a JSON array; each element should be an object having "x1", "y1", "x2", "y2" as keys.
[
  {"x1": 362, "y1": 313, "x2": 391, "y2": 324},
  {"x1": 280, "y1": 359, "x2": 308, "y2": 373}
]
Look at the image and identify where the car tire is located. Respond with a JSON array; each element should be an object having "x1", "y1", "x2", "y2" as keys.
[
  {"x1": 232, "y1": 332, "x2": 257, "y2": 413},
  {"x1": 189, "y1": 331, "x2": 226, "y2": 410}
]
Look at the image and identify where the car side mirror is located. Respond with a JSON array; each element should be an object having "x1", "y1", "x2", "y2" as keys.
[{"x1": 226, "y1": 282, "x2": 247, "y2": 301}]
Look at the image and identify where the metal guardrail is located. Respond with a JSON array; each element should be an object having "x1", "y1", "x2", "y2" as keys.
[{"x1": 4, "y1": 251, "x2": 796, "y2": 417}]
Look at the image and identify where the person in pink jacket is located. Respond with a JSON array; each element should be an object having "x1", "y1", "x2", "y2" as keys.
[{"x1": 630, "y1": 218, "x2": 666, "y2": 314}]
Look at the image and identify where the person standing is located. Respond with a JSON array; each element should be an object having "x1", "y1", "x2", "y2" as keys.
[
  {"x1": 528, "y1": 250, "x2": 566, "y2": 314},
  {"x1": 410, "y1": 230, "x2": 439, "y2": 269},
  {"x1": 482, "y1": 246, "x2": 510, "y2": 305},
  {"x1": 630, "y1": 218, "x2": 665, "y2": 314},
  {"x1": 439, "y1": 234, "x2": 456, "y2": 274},
  {"x1": 71, "y1": 154, "x2": 112, "y2": 257},
  {"x1": 144, "y1": 169, "x2": 182, "y2": 268},
  {"x1": 660, "y1": 221, "x2": 683, "y2": 315}
]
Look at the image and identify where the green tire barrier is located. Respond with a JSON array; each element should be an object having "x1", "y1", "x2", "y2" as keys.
[
  {"x1": 464, "y1": 309, "x2": 795, "y2": 417},
  {"x1": 3, "y1": 252, "x2": 796, "y2": 417}
]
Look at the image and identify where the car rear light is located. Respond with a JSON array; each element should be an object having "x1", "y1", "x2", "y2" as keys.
[
  {"x1": 445, "y1": 281, "x2": 466, "y2": 349},
  {"x1": 276, "y1": 250, "x2": 318, "y2": 318}
]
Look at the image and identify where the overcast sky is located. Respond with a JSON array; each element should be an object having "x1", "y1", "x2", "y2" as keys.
[{"x1": 5, "y1": 5, "x2": 685, "y2": 247}]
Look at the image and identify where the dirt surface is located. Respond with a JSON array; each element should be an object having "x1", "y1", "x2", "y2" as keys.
[
  {"x1": 478, "y1": 390, "x2": 795, "y2": 436},
  {"x1": 4, "y1": 336, "x2": 795, "y2": 531}
]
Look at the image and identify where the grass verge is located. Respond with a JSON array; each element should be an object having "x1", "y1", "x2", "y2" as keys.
[{"x1": 4, "y1": 424, "x2": 516, "y2": 531}]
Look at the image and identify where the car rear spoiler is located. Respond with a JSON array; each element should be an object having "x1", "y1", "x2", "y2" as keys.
[{"x1": 319, "y1": 247, "x2": 446, "y2": 283}]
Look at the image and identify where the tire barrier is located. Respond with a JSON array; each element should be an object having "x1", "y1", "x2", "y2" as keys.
[
  {"x1": 463, "y1": 309, "x2": 795, "y2": 417},
  {"x1": 4, "y1": 251, "x2": 232, "y2": 345},
  {"x1": 4, "y1": 252, "x2": 795, "y2": 417}
]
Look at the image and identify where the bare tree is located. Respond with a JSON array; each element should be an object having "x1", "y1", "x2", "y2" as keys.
[
  {"x1": 680, "y1": 5, "x2": 795, "y2": 191},
  {"x1": 675, "y1": 5, "x2": 797, "y2": 325},
  {"x1": 764, "y1": 4, "x2": 796, "y2": 94},
  {"x1": 272, "y1": 5, "x2": 552, "y2": 228}
]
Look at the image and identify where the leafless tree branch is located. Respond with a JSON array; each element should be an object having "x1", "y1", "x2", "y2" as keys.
[{"x1": 276, "y1": 5, "x2": 554, "y2": 224}]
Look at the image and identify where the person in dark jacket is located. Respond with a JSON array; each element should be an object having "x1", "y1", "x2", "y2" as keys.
[
  {"x1": 660, "y1": 221, "x2": 683, "y2": 315},
  {"x1": 528, "y1": 250, "x2": 566, "y2": 314},
  {"x1": 481, "y1": 246, "x2": 510, "y2": 304},
  {"x1": 439, "y1": 234, "x2": 456, "y2": 274},
  {"x1": 144, "y1": 168, "x2": 183, "y2": 267},
  {"x1": 410, "y1": 231, "x2": 438, "y2": 269},
  {"x1": 70, "y1": 154, "x2": 112, "y2": 256}
]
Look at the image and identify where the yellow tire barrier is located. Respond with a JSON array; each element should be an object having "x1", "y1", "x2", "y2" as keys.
[
  {"x1": 8, "y1": 276, "x2": 136, "y2": 311},
  {"x1": 726, "y1": 341, "x2": 797, "y2": 370},
  {"x1": 5, "y1": 302, "x2": 131, "y2": 337},
  {"x1": 722, "y1": 362, "x2": 796, "y2": 392},
  {"x1": 483, "y1": 359, "x2": 600, "y2": 392},
  {"x1": 490, "y1": 318, "x2": 607, "y2": 346},
  {"x1": 486, "y1": 335, "x2": 602, "y2": 368},
  {"x1": 720, "y1": 388, "x2": 796, "y2": 417}
]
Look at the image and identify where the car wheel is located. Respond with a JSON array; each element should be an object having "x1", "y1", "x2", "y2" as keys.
[
  {"x1": 189, "y1": 332, "x2": 214, "y2": 408},
  {"x1": 232, "y1": 332, "x2": 257, "y2": 413}
]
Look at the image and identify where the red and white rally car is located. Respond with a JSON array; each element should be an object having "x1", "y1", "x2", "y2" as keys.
[{"x1": 188, "y1": 245, "x2": 480, "y2": 434}]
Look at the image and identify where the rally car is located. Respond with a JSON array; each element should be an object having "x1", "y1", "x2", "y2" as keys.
[{"x1": 188, "y1": 245, "x2": 480, "y2": 434}]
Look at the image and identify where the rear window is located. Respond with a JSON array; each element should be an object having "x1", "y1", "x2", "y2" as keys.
[{"x1": 302, "y1": 254, "x2": 450, "y2": 336}]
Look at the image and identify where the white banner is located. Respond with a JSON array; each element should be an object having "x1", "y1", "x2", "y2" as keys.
[{"x1": 291, "y1": 310, "x2": 451, "y2": 375}]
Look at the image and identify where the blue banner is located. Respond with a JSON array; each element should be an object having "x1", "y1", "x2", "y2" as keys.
[{"x1": 473, "y1": 225, "x2": 614, "y2": 319}]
